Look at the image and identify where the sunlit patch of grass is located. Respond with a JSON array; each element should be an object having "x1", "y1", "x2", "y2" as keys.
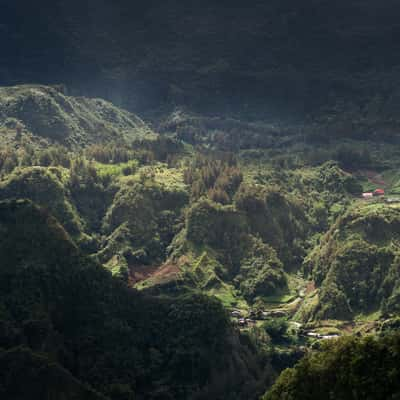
[
  {"x1": 208, "y1": 284, "x2": 248, "y2": 309},
  {"x1": 261, "y1": 293, "x2": 296, "y2": 305},
  {"x1": 94, "y1": 160, "x2": 138, "y2": 179},
  {"x1": 152, "y1": 166, "x2": 188, "y2": 191},
  {"x1": 355, "y1": 310, "x2": 382, "y2": 322}
]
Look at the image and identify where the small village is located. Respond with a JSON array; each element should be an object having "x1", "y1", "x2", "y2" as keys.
[
  {"x1": 362, "y1": 188, "x2": 400, "y2": 203},
  {"x1": 230, "y1": 308, "x2": 340, "y2": 341}
]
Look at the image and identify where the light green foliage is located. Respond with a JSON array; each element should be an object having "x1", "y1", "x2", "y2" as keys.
[
  {"x1": 302, "y1": 203, "x2": 400, "y2": 320},
  {"x1": 166, "y1": 200, "x2": 288, "y2": 303},
  {"x1": 235, "y1": 238, "x2": 287, "y2": 301},
  {"x1": 94, "y1": 159, "x2": 138, "y2": 179},
  {"x1": 315, "y1": 161, "x2": 362, "y2": 196},
  {"x1": 0, "y1": 85, "x2": 156, "y2": 148}
]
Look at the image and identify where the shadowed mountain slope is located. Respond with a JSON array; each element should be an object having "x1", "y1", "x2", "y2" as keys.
[{"x1": 2, "y1": 0, "x2": 400, "y2": 134}]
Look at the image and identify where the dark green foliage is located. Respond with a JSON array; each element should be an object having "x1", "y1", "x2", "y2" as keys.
[
  {"x1": 5, "y1": 1, "x2": 400, "y2": 141},
  {"x1": 315, "y1": 161, "x2": 362, "y2": 196},
  {"x1": 263, "y1": 334, "x2": 400, "y2": 400},
  {"x1": 140, "y1": 137, "x2": 184, "y2": 163},
  {"x1": 235, "y1": 239, "x2": 287, "y2": 301},
  {"x1": 0, "y1": 199, "x2": 271, "y2": 400},
  {"x1": 235, "y1": 184, "x2": 309, "y2": 270},
  {"x1": 262, "y1": 318, "x2": 289, "y2": 343},
  {"x1": 0, "y1": 347, "x2": 107, "y2": 400},
  {"x1": 0, "y1": 144, "x2": 72, "y2": 177},
  {"x1": 186, "y1": 199, "x2": 247, "y2": 272},
  {"x1": 0, "y1": 147, "x2": 19, "y2": 175},
  {"x1": 186, "y1": 199, "x2": 246, "y2": 250},
  {"x1": 0, "y1": 75, "x2": 399, "y2": 400},
  {"x1": 334, "y1": 145, "x2": 373, "y2": 170},
  {"x1": 0, "y1": 167, "x2": 83, "y2": 236},
  {"x1": 85, "y1": 144, "x2": 138, "y2": 164},
  {"x1": 69, "y1": 157, "x2": 111, "y2": 232},
  {"x1": 316, "y1": 242, "x2": 394, "y2": 319},
  {"x1": 34, "y1": 145, "x2": 72, "y2": 168}
]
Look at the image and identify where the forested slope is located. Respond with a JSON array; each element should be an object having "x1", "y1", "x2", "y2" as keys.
[
  {"x1": 0, "y1": 83, "x2": 400, "y2": 399},
  {"x1": 0, "y1": 199, "x2": 275, "y2": 399}
]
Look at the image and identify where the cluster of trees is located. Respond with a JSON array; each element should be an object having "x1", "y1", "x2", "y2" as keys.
[
  {"x1": 235, "y1": 184, "x2": 309, "y2": 270},
  {"x1": 0, "y1": 144, "x2": 71, "y2": 175},
  {"x1": 68, "y1": 157, "x2": 113, "y2": 233},
  {"x1": 100, "y1": 179, "x2": 188, "y2": 268},
  {"x1": 182, "y1": 199, "x2": 288, "y2": 300},
  {"x1": 184, "y1": 153, "x2": 243, "y2": 204},
  {"x1": 234, "y1": 238, "x2": 287, "y2": 301},
  {"x1": 315, "y1": 161, "x2": 363, "y2": 196},
  {"x1": 85, "y1": 144, "x2": 139, "y2": 164},
  {"x1": 185, "y1": 198, "x2": 247, "y2": 272},
  {"x1": 0, "y1": 137, "x2": 183, "y2": 179},
  {"x1": 83, "y1": 140, "x2": 180, "y2": 165}
]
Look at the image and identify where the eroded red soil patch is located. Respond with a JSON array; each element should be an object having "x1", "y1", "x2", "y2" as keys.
[
  {"x1": 129, "y1": 265, "x2": 159, "y2": 284},
  {"x1": 306, "y1": 281, "x2": 316, "y2": 295},
  {"x1": 129, "y1": 263, "x2": 180, "y2": 285}
]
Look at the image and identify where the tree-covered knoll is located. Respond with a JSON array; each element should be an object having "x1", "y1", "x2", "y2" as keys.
[
  {"x1": 300, "y1": 202, "x2": 400, "y2": 321},
  {"x1": 263, "y1": 333, "x2": 400, "y2": 400}
]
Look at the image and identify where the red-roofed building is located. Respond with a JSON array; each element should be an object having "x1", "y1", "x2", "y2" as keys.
[{"x1": 373, "y1": 188, "x2": 385, "y2": 196}]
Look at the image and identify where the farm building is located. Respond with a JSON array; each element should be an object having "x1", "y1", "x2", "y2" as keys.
[
  {"x1": 362, "y1": 192, "x2": 373, "y2": 199},
  {"x1": 374, "y1": 188, "x2": 385, "y2": 196}
]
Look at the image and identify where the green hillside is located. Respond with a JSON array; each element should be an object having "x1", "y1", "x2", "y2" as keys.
[
  {"x1": 3, "y1": 1, "x2": 400, "y2": 398},
  {"x1": 300, "y1": 202, "x2": 400, "y2": 321},
  {"x1": 1, "y1": 84, "x2": 400, "y2": 399},
  {"x1": 0, "y1": 85, "x2": 156, "y2": 148}
]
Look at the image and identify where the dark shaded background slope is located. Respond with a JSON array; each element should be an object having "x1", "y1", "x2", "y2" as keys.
[{"x1": 2, "y1": 0, "x2": 400, "y2": 122}]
